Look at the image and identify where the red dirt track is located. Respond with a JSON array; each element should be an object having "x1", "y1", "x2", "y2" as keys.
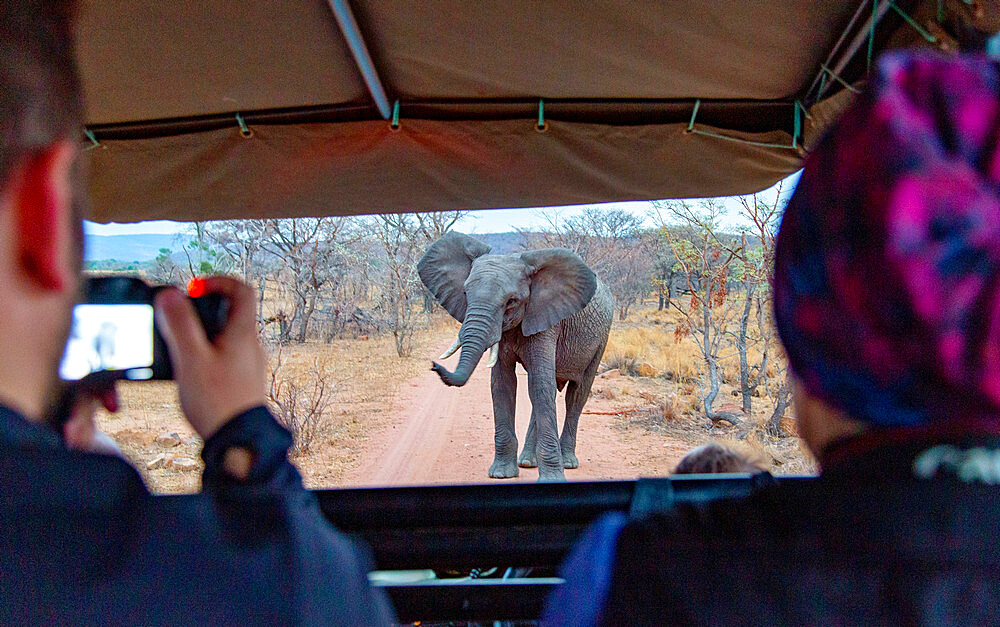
[{"x1": 346, "y1": 338, "x2": 691, "y2": 486}]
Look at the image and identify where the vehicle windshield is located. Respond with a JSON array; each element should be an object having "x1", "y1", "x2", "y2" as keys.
[{"x1": 83, "y1": 177, "x2": 814, "y2": 494}]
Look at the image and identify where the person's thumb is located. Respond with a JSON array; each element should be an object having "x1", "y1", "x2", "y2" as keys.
[{"x1": 155, "y1": 288, "x2": 209, "y2": 368}]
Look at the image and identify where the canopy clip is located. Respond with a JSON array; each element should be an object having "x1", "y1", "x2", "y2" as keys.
[
  {"x1": 536, "y1": 99, "x2": 548, "y2": 132},
  {"x1": 390, "y1": 100, "x2": 400, "y2": 130},
  {"x1": 83, "y1": 128, "x2": 100, "y2": 150},
  {"x1": 235, "y1": 112, "x2": 253, "y2": 138}
]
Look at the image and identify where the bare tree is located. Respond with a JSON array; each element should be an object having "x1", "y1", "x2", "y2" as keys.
[
  {"x1": 733, "y1": 185, "x2": 792, "y2": 435},
  {"x1": 649, "y1": 219, "x2": 686, "y2": 312},
  {"x1": 523, "y1": 207, "x2": 651, "y2": 319},
  {"x1": 206, "y1": 220, "x2": 273, "y2": 326},
  {"x1": 206, "y1": 220, "x2": 267, "y2": 284},
  {"x1": 258, "y1": 218, "x2": 353, "y2": 343},
  {"x1": 655, "y1": 199, "x2": 742, "y2": 427},
  {"x1": 149, "y1": 247, "x2": 181, "y2": 285},
  {"x1": 413, "y1": 211, "x2": 470, "y2": 242},
  {"x1": 368, "y1": 214, "x2": 425, "y2": 357}
]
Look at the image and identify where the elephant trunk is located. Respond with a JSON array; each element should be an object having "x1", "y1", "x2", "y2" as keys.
[{"x1": 431, "y1": 308, "x2": 498, "y2": 387}]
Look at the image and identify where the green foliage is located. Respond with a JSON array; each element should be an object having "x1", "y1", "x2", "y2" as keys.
[{"x1": 182, "y1": 222, "x2": 231, "y2": 279}]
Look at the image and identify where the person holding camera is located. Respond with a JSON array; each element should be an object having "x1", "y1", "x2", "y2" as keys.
[{"x1": 0, "y1": 2, "x2": 394, "y2": 624}]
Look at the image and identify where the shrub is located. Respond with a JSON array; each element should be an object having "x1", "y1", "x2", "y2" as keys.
[{"x1": 266, "y1": 345, "x2": 335, "y2": 455}]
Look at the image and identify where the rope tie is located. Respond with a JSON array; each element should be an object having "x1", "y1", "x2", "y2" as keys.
[
  {"x1": 686, "y1": 98, "x2": 803, "y2": 151},
  {"x1": 235, "y1": 112, "x2": 252, "y2": 138},
  {"x1": 83, "y1": 128, "x2": 100, "y2": 150},
  {"x1": 889, "y1": 1, "x2": 939, "y2": 43},
  {"x1": 868, "y1": 0, "x2": 879, "y2": 70},
  {"x1": 820, "y1": 64, "x2": 862, "y2": 94},
  {"x1": 390, "y1": 100, "x2": 400, "y2": 130}
]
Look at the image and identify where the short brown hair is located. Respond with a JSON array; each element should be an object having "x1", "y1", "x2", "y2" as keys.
[
  {"x1": 0, "y1": 1, "x2": 82, "y2": 186},
  {"x1": 673, "y1": 443, "x2": 765, "y2": 475}
]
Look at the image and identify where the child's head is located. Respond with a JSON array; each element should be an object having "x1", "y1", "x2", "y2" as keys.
[{"x1": 673, "y1": 443, "x2": 765, "y2": 475}]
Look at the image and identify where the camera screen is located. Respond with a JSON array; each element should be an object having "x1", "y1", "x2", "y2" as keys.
[{"x1": 59, "y1": 304, "x2": 155, "y2": 381}]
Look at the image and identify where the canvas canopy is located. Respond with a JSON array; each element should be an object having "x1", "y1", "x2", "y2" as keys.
[{"x1": 75, "y1": 1, "x2": 1000, "y2": 223}]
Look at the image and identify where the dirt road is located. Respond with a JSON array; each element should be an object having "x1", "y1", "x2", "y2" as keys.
[{"x1": 346, "y1": 337, "x2": 692, "y2": 486}]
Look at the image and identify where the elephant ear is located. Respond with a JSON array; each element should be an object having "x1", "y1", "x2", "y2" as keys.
[
  {"x1": 417, "y1": 232, "x2": 492, "y2": 321},
  {"x1": 520, "y1": 248, "x2": 597, "y2": 336}
]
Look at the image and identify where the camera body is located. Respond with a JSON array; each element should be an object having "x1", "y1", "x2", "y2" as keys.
[{"x1": 59, "y1": 277, "x2": 229, "y2": 381}]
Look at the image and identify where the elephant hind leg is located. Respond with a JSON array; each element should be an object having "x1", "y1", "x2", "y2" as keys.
[
  {"x1": 518, "y1": 418, "x2": 537, "y2": 468},
  {"x1": 561, "y1": 351, "x2": 603, "y2": 469}
]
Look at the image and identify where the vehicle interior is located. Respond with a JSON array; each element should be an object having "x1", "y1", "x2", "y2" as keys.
[{"x1": 73, "y1": 1, "x2": 1000, "y2": 623}]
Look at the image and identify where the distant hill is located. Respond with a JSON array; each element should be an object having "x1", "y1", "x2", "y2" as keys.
[
  {"x1": 468, "y1": 231, "x2": 529, "y2": 254},
  {"x1": 84, "y1": 233, "x2": 182, "y2": 262},
  {"x1": 84, "y1": 230, "x2": 537, "y2": 262}
]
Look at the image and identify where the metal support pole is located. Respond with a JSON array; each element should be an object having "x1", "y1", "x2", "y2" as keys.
[
  {"x1": 327, "y1": 0, "x2": 392, "y2": 120},
  {"x1": 806, "y1": 0, "x2": 893, "y2": 106}
]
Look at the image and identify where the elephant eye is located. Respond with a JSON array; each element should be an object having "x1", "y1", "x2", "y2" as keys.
[{"x1": 506, "y1": 297, "x2": 519, "y2": 307}]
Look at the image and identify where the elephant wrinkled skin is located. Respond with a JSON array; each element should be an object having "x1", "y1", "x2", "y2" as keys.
[{"x1": 418, "y1": 232, "x2": 614, "y2": 482}]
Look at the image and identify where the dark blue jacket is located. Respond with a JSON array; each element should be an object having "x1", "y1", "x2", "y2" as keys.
[
  {"x1": 0, "y1": 405, "x2": 395, "y2": 625},
  {"x1": 546, "y1": 436, "x2": 1000, "y2": 626}
]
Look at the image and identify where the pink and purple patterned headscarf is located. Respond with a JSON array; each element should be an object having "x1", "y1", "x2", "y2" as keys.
[{"x1": 775, "y1": 52, "x2": 1000, "y2": 430}]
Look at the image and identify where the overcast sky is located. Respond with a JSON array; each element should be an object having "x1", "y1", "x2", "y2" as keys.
[{"x1": 84, "y1": 172, "x2": 800, "y2": 237}]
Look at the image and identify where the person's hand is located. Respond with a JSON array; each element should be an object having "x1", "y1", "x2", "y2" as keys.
[
  {"x1": 52, "y1": 372, "x2": 122, "y2": 456},
  {"x1": 154, "y1": 277, "x2": 266, "y2": 440},
  {"x1": 63, "y1": 393, "x2": 122, "y2": 456}
]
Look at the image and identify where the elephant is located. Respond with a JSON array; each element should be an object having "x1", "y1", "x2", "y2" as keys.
[{"x1": 417, "y1": 232, "x2": 614, "y2": 481}]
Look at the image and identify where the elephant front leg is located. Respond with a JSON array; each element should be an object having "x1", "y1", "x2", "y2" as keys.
[
  {"x1": 489, "y1": 356, "x2": 519, "y2": 479},
  {"x1": 524, "y1": 335, "x2": 564, "y2": 482}
]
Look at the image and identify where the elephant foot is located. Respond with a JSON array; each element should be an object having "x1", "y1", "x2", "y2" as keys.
[
  {"x1": 489, "y1": 457, "x2": 520, "y2": 479},
  {"x1": 562, "y1": 452, "x2": 579, "y2": 469},
  {"x1": 517, "y1": 451, "x2": 537, "y2": 468},
  {"x1": 537, "y1": 467, "x2": 567, "y2": 482}
]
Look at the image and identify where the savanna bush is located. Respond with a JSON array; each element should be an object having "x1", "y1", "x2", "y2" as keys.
[{"x1": 266, "y1": 345, "x2": 335, "y2": 455}]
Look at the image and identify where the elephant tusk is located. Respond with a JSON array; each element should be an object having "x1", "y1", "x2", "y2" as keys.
[
  {"x1": 439, "y1": 337, "x2": 462, "y2": 360},
  {"x1": 487, "y1": 343, "x2": 499, "y2": 368}
]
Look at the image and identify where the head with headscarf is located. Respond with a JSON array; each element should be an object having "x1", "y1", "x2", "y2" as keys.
[{"x1": 776, "y1": 52, "x2": 1000, "y2": 453}]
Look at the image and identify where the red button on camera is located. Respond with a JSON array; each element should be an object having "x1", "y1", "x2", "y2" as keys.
[{"x1": 187, "y1": 277, "x2": 206, "y2": 298}]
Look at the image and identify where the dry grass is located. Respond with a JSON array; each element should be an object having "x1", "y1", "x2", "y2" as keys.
[
  {"x1": 96, "y1": 314, "x2": 459, "y2": 494},
  {"x1": 604, "y1": 306, "x2": 779, "y2": 385},
  {"x1": 97, "y1": 381, "x2": 201, "y2": 494},
  {"x1": 716, "y1": 433, "x2": 817, "y2": 475},
  {"x1": 595, "y1": 304, "x2": 812, "y2": 475}
]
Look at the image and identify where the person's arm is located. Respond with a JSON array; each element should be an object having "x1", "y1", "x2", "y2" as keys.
[
  {"x1": 541, "y1": 512, "x2": 628, "y2": 627},
  {"x1": 158, "y1": 278, "x2": 395, "y2": 624},
  {"x1": 200, "y1": 405, "x2": 397, "y2": 624},
  {"x1": 199, "y1": 404, "x2": 301, "y2": 492}
]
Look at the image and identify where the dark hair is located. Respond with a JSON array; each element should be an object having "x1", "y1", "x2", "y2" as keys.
[
  {"x1": 673, "y1": 443, "x2": 764, "y2": 475},
  {"x1": 0, "y1": 1, "x2": 82, "y2": 186}
]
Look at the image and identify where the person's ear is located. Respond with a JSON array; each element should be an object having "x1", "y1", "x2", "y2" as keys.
[{"x1": 10, "y1": 141, "x2": 78, "y2": 291}]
